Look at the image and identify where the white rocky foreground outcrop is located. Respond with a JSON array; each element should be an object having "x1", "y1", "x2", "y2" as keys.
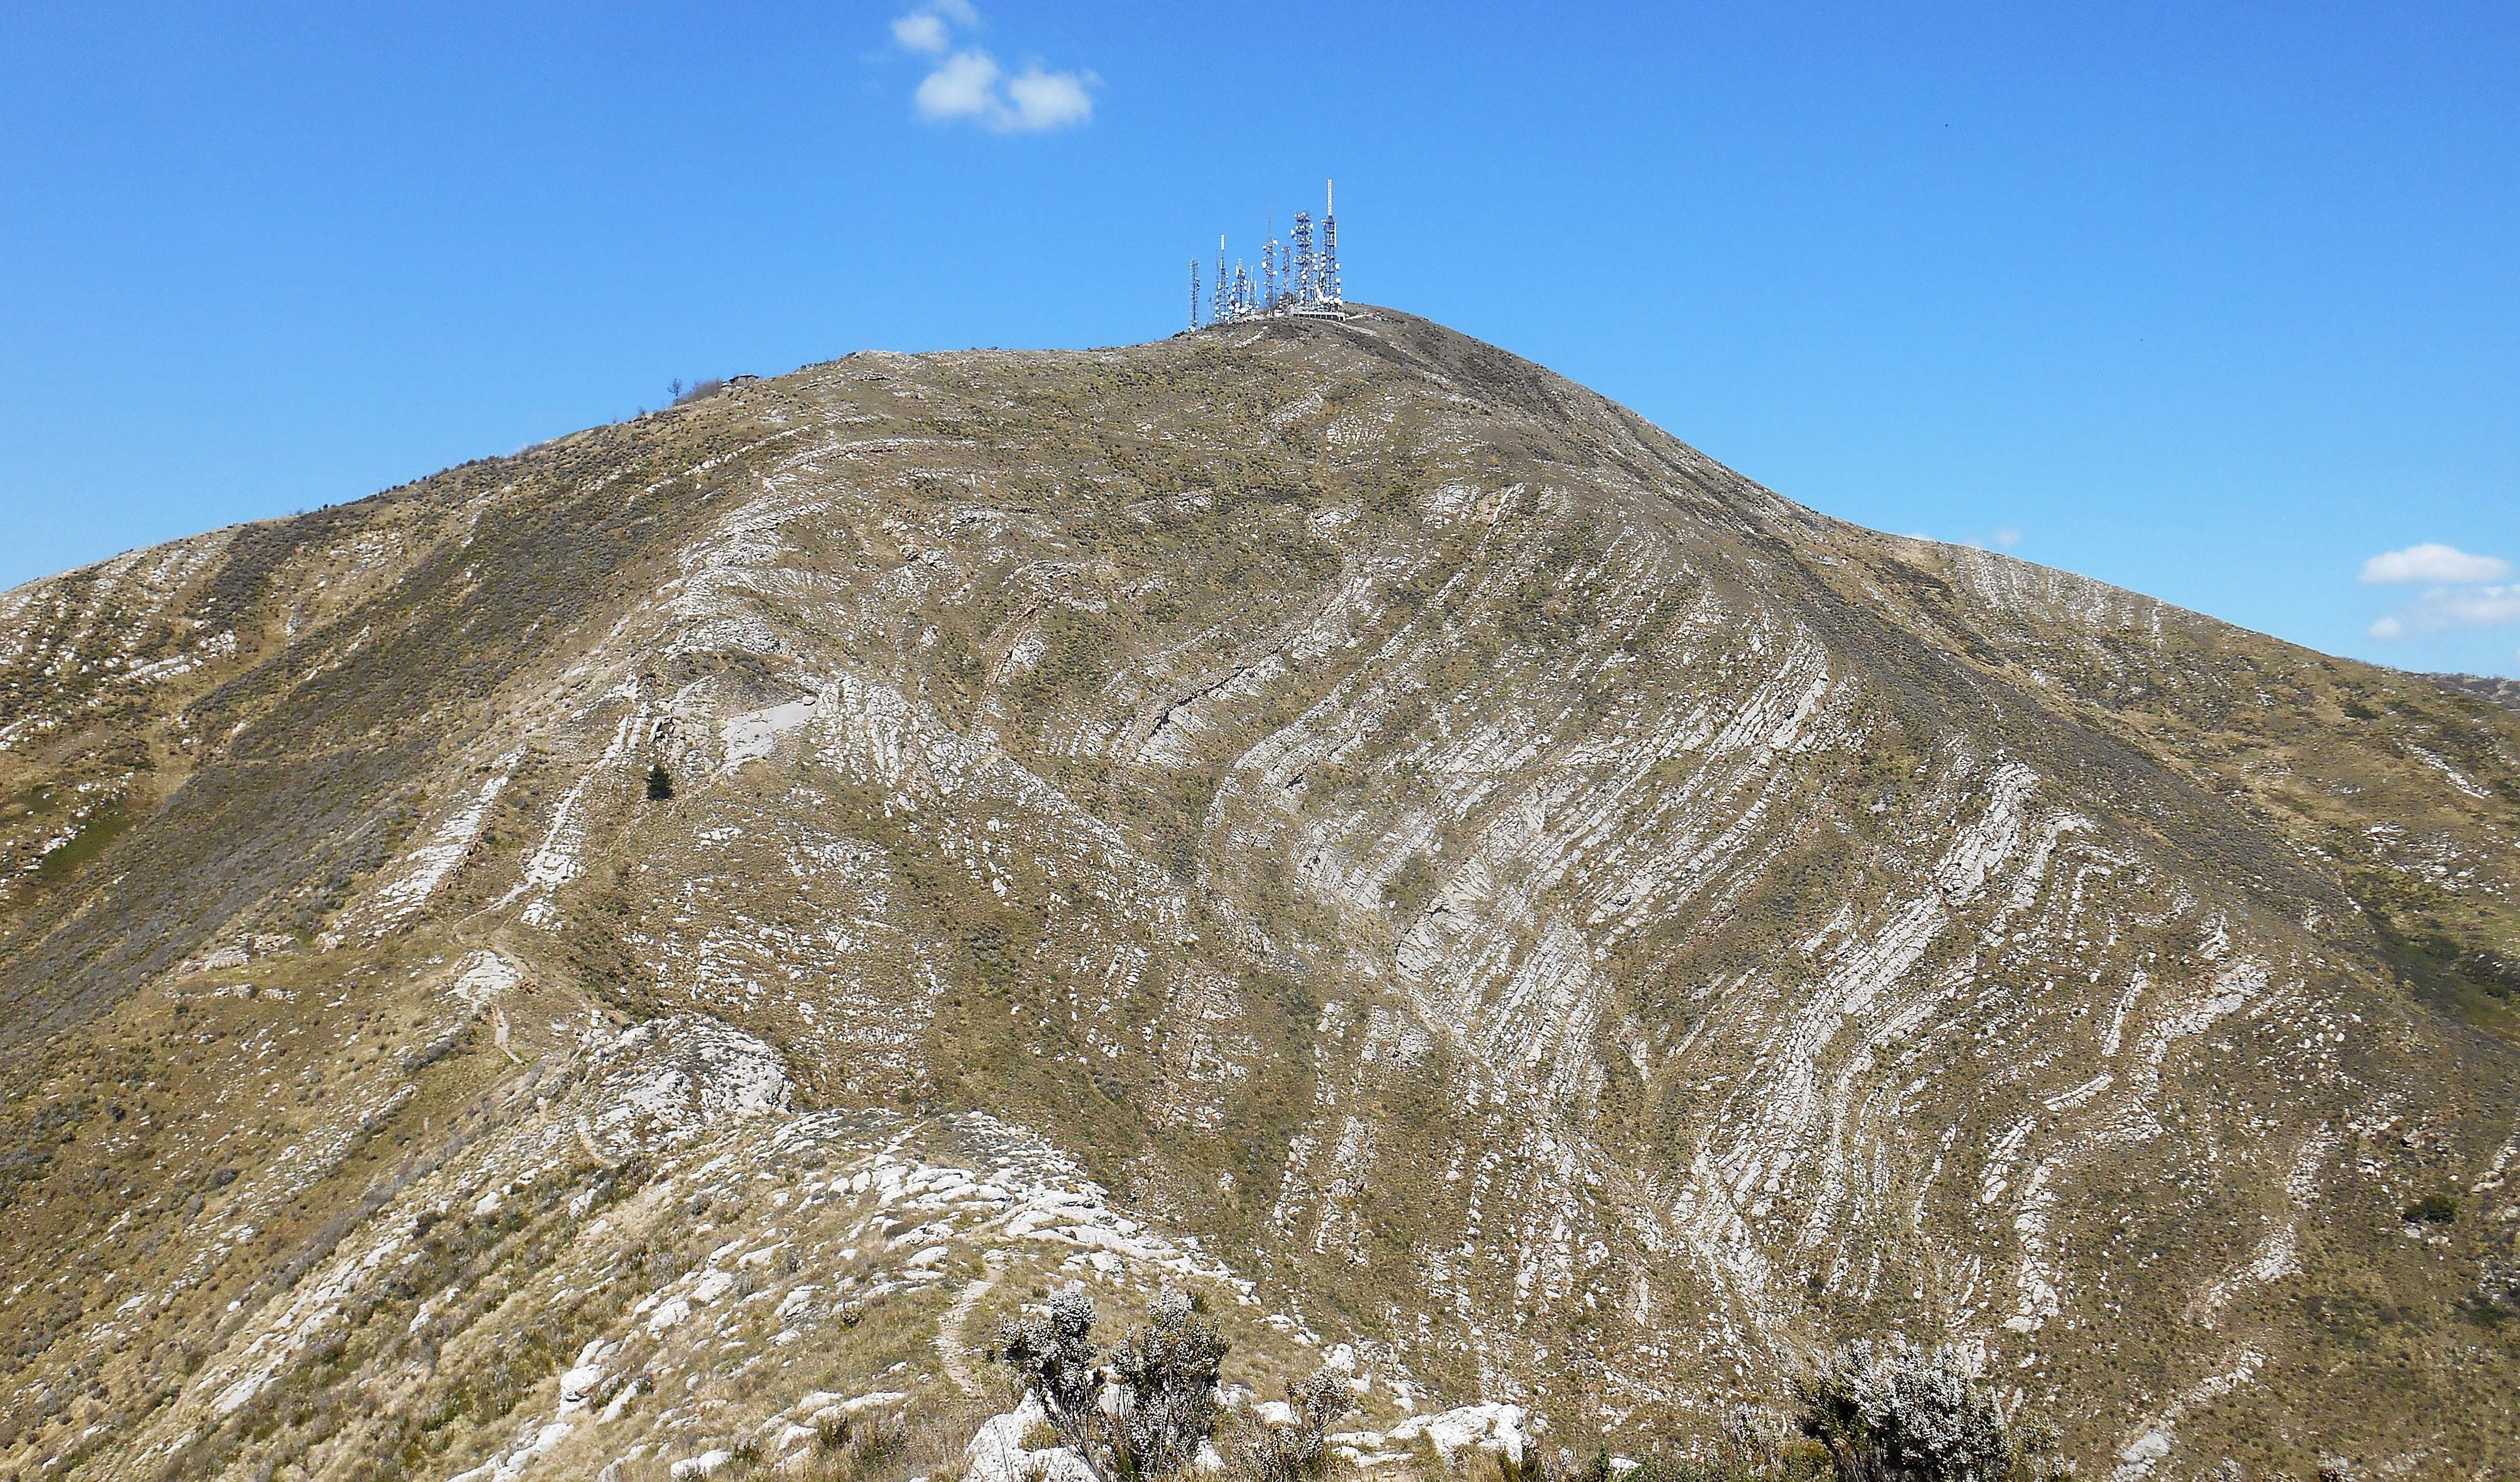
[
  {"x1": 1334, "y1": 1403, "x2": 1531, "y2": 1470},
  {"x1": 956, "y1": 1388, "x2": 1530, "y2": 1482},
  {"x1": 965, "y1": 1394, "x2": 1099, "y2": 1482}
]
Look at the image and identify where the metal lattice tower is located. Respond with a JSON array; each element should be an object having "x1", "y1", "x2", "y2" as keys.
[
  {"x1": 1290, "y1": 213, "x2": 1315, "y2": 303},
  {"x1": 1318, "y1": 180, "x2": 1341, "y2": 305},
  {"x1": 1189, "y1": 259, "x2": 1201, "y2": 330},
  {"x1": 1213, "y1": 236, "x2": 1230, "y2": 325},
  {"x1": 1263, "y1": 218, "x2": 1278, "y2": 311}
]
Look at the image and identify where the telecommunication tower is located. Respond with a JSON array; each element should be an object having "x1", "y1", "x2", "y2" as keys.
[
  {"x1": 1186, "y1": 182, "x2": 1348, "y2": 327},
  {"x1": 1262, "y1": 217, "x2": 1279, "y2": 311},
  {"x1": 1317, "y1": 179, "x2": 1341, "y2": 306}
]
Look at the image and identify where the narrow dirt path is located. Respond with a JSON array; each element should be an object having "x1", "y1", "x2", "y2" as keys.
[
  {"x1": 490, "y1": 1004, "x2": 523, "y2": 1063},
  {"x1": 575, "y1": 1113, "x2": 620, "y2": 1168},
  {"x1": 936, "y1": 1271, "x2": 997, "y2": 1396}
]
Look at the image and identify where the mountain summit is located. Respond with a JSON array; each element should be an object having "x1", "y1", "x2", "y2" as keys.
[{"x1": 3, "y1": 310, "x2": 2516, "y2": 1481}]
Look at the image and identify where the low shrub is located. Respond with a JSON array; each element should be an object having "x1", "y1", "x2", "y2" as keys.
[
  {"x1": 994, "y1": 1284, "x2": 1231, "y2": 1479},
  {"x1": 1222, "y1": 1368, "x2": 1349, "y2": 1482},
  {"x1": 1792, "y1": 1340, "x2": 2068, "y2": 1482}
]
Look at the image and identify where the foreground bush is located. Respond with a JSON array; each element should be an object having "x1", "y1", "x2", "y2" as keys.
[
  {"x1": 1223, "y1": 1369, "x2": 1352, "y2": 1482},
  {"x1": 1108, "y1": 1288, "x2": 1229, "y2": 1477},
  {"x1": 1793, "y1": 1340, "x2": 2066, "y2": 1482},
  {"x1": 995, "y1": 1282, "x2": 1106, "y2": 1448},
  {"x1": 995, "y1": 1284, "x2": 1232, "y2": 1479}
]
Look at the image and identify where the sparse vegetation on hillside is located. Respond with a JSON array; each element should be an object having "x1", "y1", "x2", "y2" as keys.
[{"x1": 0, "y1": 308, "x2": 2515, "y2": 1482}]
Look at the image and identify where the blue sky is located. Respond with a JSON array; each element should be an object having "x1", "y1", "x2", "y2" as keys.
[{"x1": 4, "y1": 2, "x2": 2516, "y2": 676}]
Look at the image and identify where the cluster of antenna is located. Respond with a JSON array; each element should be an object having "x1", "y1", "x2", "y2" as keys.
[{"x1": 1189, "y1": 180, "x2": 1344, "y2": 330}]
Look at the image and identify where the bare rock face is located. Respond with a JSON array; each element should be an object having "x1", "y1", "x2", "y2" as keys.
[
  {"x1": 2432, "y1": 673, "x2": 2520, "y2": 714},
  {"x1": 2, "y1": 310, "x2": 2516, "y2": 1482}
]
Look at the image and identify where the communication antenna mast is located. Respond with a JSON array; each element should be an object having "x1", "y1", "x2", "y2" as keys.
[
  {"x1": 1213, "y1": 236, "x2": 1230, "y2": 325},
  {"x1": 1190, "y1": 259, "x2": 1201, "y2": 330},
  {"x1": 1262, "y1": 215, "x2": 1278, "y2": 311},
  {"x1": 1318, "y1": 179, "x2": 1341, "y2": 305},
  {"x1": 1291, "y1": 213, "x2": 1314, "y2": 303}
]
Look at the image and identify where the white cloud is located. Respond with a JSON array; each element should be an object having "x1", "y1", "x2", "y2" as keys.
[
  {"x1": 914, "y1": 50, "x2": 1003, "y2": 120},
  {"x1": 2362, "y1": 545, "x2": 2520, "y2": 641},
  {"x1": 2367, "y1": 584, "x2": 2520, "y2": 639},
  {"x1": 890, "y1": 1, "x2": 1092, "y2": 134},
  {"x1": 1994, "y1": 528, "x2": 2022, "y2": 548},
  {"x1": 910, "y1": 47, "x2": 1094, "y2": 132},
  {"x1": 892, "y1": 12, "x2": 949, "y2": 52},
  {"x1": 2359, "y1": 542, "x2": 2511, "y2": 585},
  {"x1": 892, "y1": 0, "x2": 980, "y2": 53},
  {"x1": 2424, "y1": 584, "x2": 2520, "y2": 629},
  {"x1": 1005, "y1": 67, "x2": 1095, "y2": 130}
]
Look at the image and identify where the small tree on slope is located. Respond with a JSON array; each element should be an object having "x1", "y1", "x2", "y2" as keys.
[
  {"x1": 1107, "y1": 1287, "x2": 1229, "y2": 1476},
  {"x1": 997, "y1": 1282, "x2": 1105, "y2": 1449}
]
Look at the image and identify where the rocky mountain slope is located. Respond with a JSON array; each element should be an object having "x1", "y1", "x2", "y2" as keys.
[
  {"x1": 2431, "y1": 674, "x2": 2520, "y2": 715},
  {"x1": 2, "y1": 308, "x2": 2516, "y2": 1482}
]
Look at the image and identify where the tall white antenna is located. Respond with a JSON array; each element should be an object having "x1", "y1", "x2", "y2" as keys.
[
  {"x1": 1264, "y1": 214, "x2": 1278, "y2": 310},
  {"x1": 1318, "y1": 182, "x2": 1340, "y2": 306}
]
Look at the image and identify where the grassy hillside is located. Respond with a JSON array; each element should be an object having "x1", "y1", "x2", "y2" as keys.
[{"x1": 1, "y1": 309, "x2": 2515, "y2": 1482}]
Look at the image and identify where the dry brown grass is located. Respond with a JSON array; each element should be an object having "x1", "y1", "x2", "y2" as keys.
[{"x1": 772, "y1": 1398, "x2": 991, "y2": 1482}]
